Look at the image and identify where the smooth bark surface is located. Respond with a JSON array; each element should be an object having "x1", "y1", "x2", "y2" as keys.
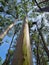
[
  {"x1": 11, "y1": 17, "x2": 32, "y2": 65},
  {"x1": 0, "y1": 19, "x2": 18, "y2": 39},
  {"x1": 0, "y1": 23, "x2": 15, "y2": 39}
]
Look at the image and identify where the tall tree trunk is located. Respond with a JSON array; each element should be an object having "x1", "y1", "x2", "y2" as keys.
[{"x1": 11, "y1": 17, "x2": 32, "y2": 65}]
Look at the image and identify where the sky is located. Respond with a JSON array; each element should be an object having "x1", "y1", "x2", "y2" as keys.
[{"x1": 0, "y1": 35, "x2": 12, "y2": 62}]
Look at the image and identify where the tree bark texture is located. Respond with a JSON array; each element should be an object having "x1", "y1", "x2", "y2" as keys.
[{"x1": 11, "y1": 17, "x2": 32, "y2": 65}]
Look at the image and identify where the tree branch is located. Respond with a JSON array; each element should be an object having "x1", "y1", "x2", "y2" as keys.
[
  {"x1": 34, "y1": 0, "x2": 42, "y2": 11},
  {"x1": 38, "y1": 0, "x2": 49, "y2": 5},
  {"x1": 0, "y1": 23, "x2": 15, "y2": 39},
  {"x1": 37, "y1": 6, "x2": 49, "y2": 12},
  {"x1": 0, "y1": 19, "x2": 18, "y2": 39}
]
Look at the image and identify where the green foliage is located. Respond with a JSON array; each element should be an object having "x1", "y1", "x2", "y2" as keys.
[
  {"x1": 0, "y1": 57, "x2": 2, "y2": 65},
  {"x1": 0, "y1": 38, "x2": 2, "y2": 41},
  {"x1": 0, "y1": 0, "x2": 6, "y2": 6},
  {"x1": 28, "y1": 21, "x2": 33, "y2": 28},
  {"x1": 0, "y1": 7, "x2": 4, "y2": 12},
  {"x1": 9, "y1": 50, "x2": 14, "y2": 56},
  {"x1": 32, "y1": 33, "x2": 39, "y2": 43}
]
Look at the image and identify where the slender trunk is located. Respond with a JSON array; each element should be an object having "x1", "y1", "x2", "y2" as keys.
[
  {"x1": 42, "y1": 56, "x2": 47, "y2": 65},
  {"x1": 36, "y1": 45, "x2": 39, "y2": 65},
  {"x1": 36, "y1": 44, "x2": 41, "y2": 65},
  {"x1": 38, "y1": 29, "x2": 49, "y2": 59},
  {"x1": 11, "y1": 17, "x2": 32, "y2": 65},
  {"x1": 2, "y1": 31, "x2": 16, "y2": 65}
]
